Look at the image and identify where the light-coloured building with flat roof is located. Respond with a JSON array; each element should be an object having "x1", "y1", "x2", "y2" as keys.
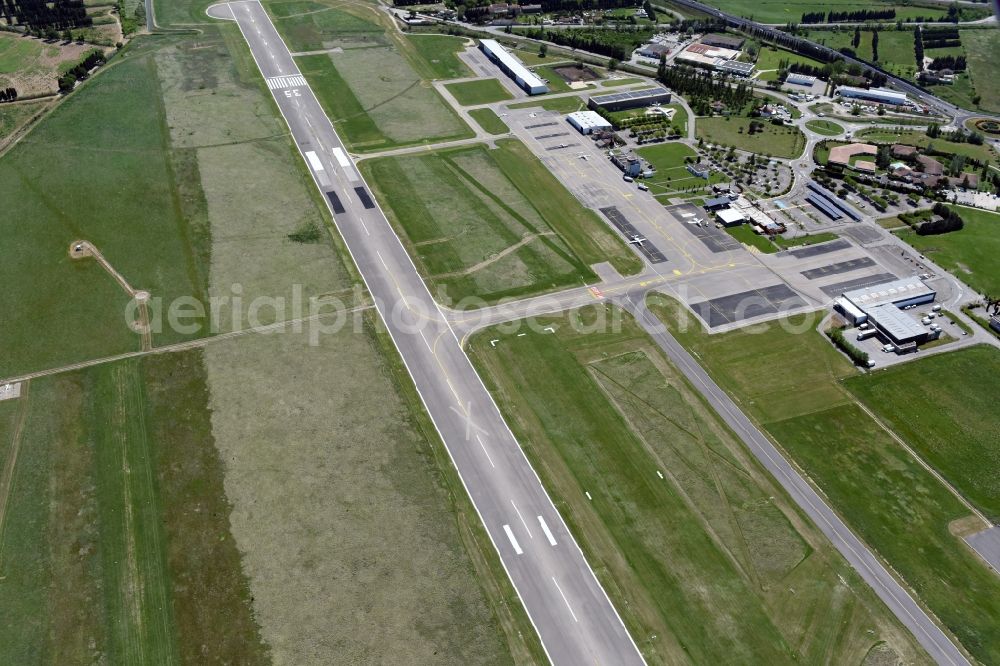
[
  {"x1": 479, "y1": 39, "x2": 548, "y2": 95},
  {"x1": 567, "y1": 110, "x2": 612, "y2": 134}
]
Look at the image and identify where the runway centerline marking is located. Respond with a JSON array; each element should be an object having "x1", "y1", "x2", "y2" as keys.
[
  {"x1": 511, "y1": 500, "x2": 533, "y2": 538},
  {"x1": 538, "y1": 516, "x2": 557, "y2": 546},
  {"x1": 552, "y1": 577, "x2": 579, "y2": 622},
  {"x1": 503, "y1": 524, "x2": 523, "y2": 555},
  {"x1": 475, "y1": 434, "x2": 496, "y2": 468}
]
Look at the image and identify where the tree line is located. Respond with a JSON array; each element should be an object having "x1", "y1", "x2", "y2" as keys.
[
  {"x1": 917, "y1": 203, "x2": 964, "y2": 235},
  {"x1": 516, "y1": 26, "x2": 651, "y2": 60},
  {"x1": 0, "y1": 0, "x2": 91, "y2": 30},
  {"x1": 800, "y1": 8, "x2": 895, "y2": 24},
  {"x1": 927, "y1": 54, "x2": 966, "y2": 71},
  {"x1": 656, "y1": 62, "x2": 753, "y2": 114},
  {"x1": 0, "y1": 87, "x2": 18, "y2": 102},
  {"x1": 58, "y1": 49, "x2": 105, "y2": 92}
]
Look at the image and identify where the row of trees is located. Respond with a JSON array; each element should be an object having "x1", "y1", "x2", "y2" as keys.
[
  {"x1": 656, "y1": 63, "x2": 753, "y2": 111},
  {"x1": 917, "y1": 203, "x2": 965, "y2": 235},
  {"x1": 827, "y1": 328, "x2": 870, "y2": 366},
  {"x1": 0, "y1": 0, "x2": 91, "y2": 30},
  {"x1": 801, "y1": 8, "x2": 895, "y2": 23},
  {"x1": 58, "y1": 49, "x2": 104, "y2": 92},
  {"x1": 927, "y1": 54, "x2": 966, "y2": 71},
  {"x1": 0, "y1": 87, "x2": 18, "y2": 102},
  {"x1": 926, "y1": 123, "x2": 984, "y2": 145},
  {"x1": 516, "y1": 26, "x2": 651, "y2": 60}
]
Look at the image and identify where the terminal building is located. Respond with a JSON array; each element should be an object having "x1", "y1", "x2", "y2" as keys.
[
  {"x1": 835, "y1": 85, "x2": 909, "y2": 107},
  {"x1": 588, "y1": 86, "x2": 671, "y2": 112},
  {"x1": 567, "y1": 110, "x2": 612, "y2": 134},
  {"x1": 478, "y1": 39, "x2": 548, "y2": 95},
  {"x1": 834, "y1": 276, "x2": 938, "y2": 350}
]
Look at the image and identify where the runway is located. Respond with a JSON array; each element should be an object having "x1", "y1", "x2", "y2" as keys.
[{"x1": 209, "y1": 2, "x2": 646, "y2": 664}]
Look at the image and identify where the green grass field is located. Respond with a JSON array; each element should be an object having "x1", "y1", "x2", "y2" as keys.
[
  {"x1": 360, "y1": 140, "x2": 640, "y2": 302},
  {"x1": 845, "y1": 346, "x2": 1000, "y2": 519},
  {"x1": 893, "y1": 206, "x2": 1000, "y2": 295},
  {"x1": 469, "y1": 107, "x2": 510, "y2": 135},
  {"x1": 805, "y1": 119, "x2": 844, "y2": 136},
  {"x1": 726, "y1": 223, "x2": 777, "y2": 252},
  {"x1": 405, "y1": 34, "x2": 472, "y2": 79},
  {"x1": 699, "y1": 0, "x2": 946, "y2": 23},
  {"x1": 855, "y1": 127, "x2": 998, "y2": 164},
  {"x1": 637, "y1": 142, "x2": 725, "y2": 196},
  {"x1": 469, "y1": 304, "x2": 928, "y2": 664},
  {"x1": 445, "y1": 78, "x2": 514, "y2": 105},
  {"x1": 0, "y1": 354, "x2": 268, "y2": 664},
  {"x1": 0, "y1": 99, "x2": 47, "y2": 145},
  {"x1": 962, "y1": 29, "x2": 1000, "y2": 114},
  {"x1": 697, "y1": 116, "x2": 805, "y2": 158},
  {"x1": 507, "y1": 94, "x2": 585, "y2": 113},
  {"x1": 299, "y1": 48, "x2": 472, "y2": 152},
  {"x1": 645, "y1": 295, "x2": 1000, "y2": 664},
  {"x1": 601, "y1": 77, "x2": 644, "y2": 87},
  {"x1": 755, "y1": 45, "x2": 826, "y2": 74},
  {"x1": 805, "y1": 29, "x2": 919, "y2": 79},
  {"x1": 0, "y1": 46, "x2": 209, "y2": 378},
  {"x1": 773, "y1": 231, "x2": 839, "y2": 248}
]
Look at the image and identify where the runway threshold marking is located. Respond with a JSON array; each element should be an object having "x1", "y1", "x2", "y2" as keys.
[
  {"x1": 304, "y1": 150, "x2": 324, "y2": 172},
  {"x1": 538, "y1": 516, "x2": 557, "y2": 546},
  {"x1": 265, "y1": 74, "x2": 307, "y2": 90},
  {"x1": 511, "y1": 500, "x2": 533, "y2": 538},
  {"x1": 552, "y1": 577, "x2": 579, "y2": 622},
  {"x1": 503, "y1": 524, "x2": 523, "y2": 555}
]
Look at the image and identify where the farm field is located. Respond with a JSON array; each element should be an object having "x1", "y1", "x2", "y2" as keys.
[
  {"x1": 855, "y1": 127, "x2": 998, "y2": 165},
  {"x1": 0, "y1": 99, "x2": 48, "y2": 147},
  {"x1": 468, "y1": 304, "x2": 928, "y2": 665},
  {"x1": 645, "y1": 294, "x2": 1000, "y2": 665},
  {"x1": 469, "y1": 107, "x2": 510, "y2": 135},
  {"x1": 699, "y1": 0, "x2": 947, "y2": 23},
  {"x1": 0, "y1": 43, "x2": 205, "y2": 378},
  {"x1": 445, "y1": 78, "x2": 513, "y2": 105},
  {"x1": 359, "y1": 140, "x2": 640, "y2": 303},
  {"x1": 805, "y1": 119, "x2": 844, "y2": 136},
  {"x1": 804, "y1": 29, "x2": 919, "y2": 79},
  {"x1": 0, "y1": 353, "x2": 267, "y2": 665},
  {"x1": 405, "y1": 34, "x2": 473, "y2": 79},
  {"x1": 697, "y1": 116, "x2": 805, "y2": 158},
  {"x1": 961, "y1": 29, "x2": 1000, "y2": 114},
  {"x1": 845, "y1": 346, "x2": 1000, "y2": 519},
  {"x1": 893, "y1": 206, "x2": 1000, "y2": 295}
]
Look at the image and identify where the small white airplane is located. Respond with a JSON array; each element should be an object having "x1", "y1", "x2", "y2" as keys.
[
  {"x1": 578, "y1": 153, "x2": 590, "y2": 160},
  {"x1": 627, "y1": 234, "x2": 647, "y2": 247}
]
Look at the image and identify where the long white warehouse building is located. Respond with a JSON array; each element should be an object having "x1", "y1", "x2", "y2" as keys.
[{"x1": 479, "y1": 39, "x2": 548, "y2": 95}]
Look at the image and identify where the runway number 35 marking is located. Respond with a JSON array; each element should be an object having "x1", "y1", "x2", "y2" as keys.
[{"x1": 284, "y1": 88, "x2": 302, "y2": 98}]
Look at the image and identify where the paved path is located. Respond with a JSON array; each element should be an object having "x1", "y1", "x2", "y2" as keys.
[{"x1": 209, "y1": 2, "x2": 646, "y2": 664}]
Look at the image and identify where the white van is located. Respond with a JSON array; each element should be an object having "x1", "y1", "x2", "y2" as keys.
[{"x1": 637, "y1": 183, "x2": 649, "y2": 191}]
